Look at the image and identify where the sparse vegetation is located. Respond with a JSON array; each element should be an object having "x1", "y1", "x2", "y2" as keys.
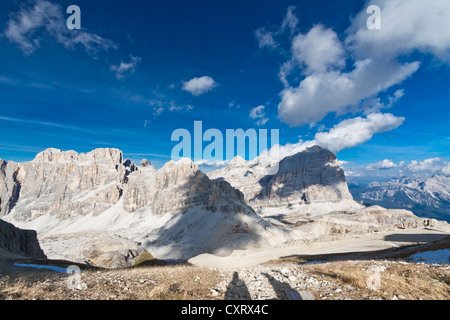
[
  {"x1": 133, "y1": 251, "x2": 164, "y2": 267},
  {"x1": 0, "y1": 259, "x2": 448, "y2": 300},
  {"x1": 306, "y1": 261, "x2": 450, "y2": 300},
  {"x1": 0, "y1": 264, "x2": 222, "y2": 300},
  {"x1": 1, "y1": 237, "x2": 448, "y2": 300}
]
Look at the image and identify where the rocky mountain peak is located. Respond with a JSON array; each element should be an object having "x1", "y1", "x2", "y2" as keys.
[
  {"x1": 140, "y1": 159, "x2": 151, "y2": 167},
  {"x1": 33, "y1": 148, "x2": 124, "y2": 166},
  {"x1": 208, "y1": 145, "x2": 354, "y2": 213},
  {"x1": 0, "y1": 148, "x2": 134, "y2": 221},
  {"x1": 255, "y1": 145, "x2": 351, "y2": 203}
]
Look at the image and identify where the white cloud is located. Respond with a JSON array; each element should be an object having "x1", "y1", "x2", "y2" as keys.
[
  {"x1": 182, "y1": 76, "x2": 216, "y2": 96},
  {"x1": 338, "y1": 160, "x2": 353, "y2": 167},
  {"x1": 110, "y1": 56, "x2": 141, "y2": 80},
  {"x1": 153, "y1": 106, "x2": 164, "y2": 117},
  {"x1": 169, "y1": 101, "x2": 194, "y2": 112},
  {"x1": 278, "y1": 58, "x2": 419, "y2": 126},
  {"x1": 0, "y1": 75, "x2": 18, "y2": 85},
  {"x1": 249, "y1": 105, "x2": 269, "y2": 126},
  {"x1": 338, "y1": 157, "x2": 450, "y2": 180},
  {"x1": 149, "y1": 99, "x2": 164, "y2": 107},
  {"x1": 4, "y1": 0, "x2": 117, "y2": 55},
  {"x1": 406, "y1": 158, "x2": 444, "y2": 173},
  {"x1": 346, "y1": 0, "x2": 450, "y2": 63},
  {"x1": 313, "y1": 113, "x2": 405, "y2": 153},
  {"x1": 264, "y1": 113, "x2": 404, "y2": 160},
  {"x1": 274, "y1": 0, "x2": 450, "y2": 127},
  {"x1": 361, "y1": 89, "x2": 405, "y2": 115},
  {"x1": 228, "y1": 101, "x2": 241, "y2": 109},
  {"x1": 342, "y1": 168, "x2": 363, "y2": 177},
  {"x1": 366, "y1": 159, "x2": 398, "y2": 170},
  {"x1": 291, "y1": 25, "x2": 345, "y2": 74},
  {"x1": 195, "y1": 159, "x2": 231, "y2": 168},
  {"x1": 268, "y1": 140, "x2": 313, "y2": 161},
  {"x1": 152, "y1": 100, "x2": 193, "y2": 118}
]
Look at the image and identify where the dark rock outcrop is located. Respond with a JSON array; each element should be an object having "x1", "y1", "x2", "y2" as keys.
[{"x1": 0, "y1": 219, "x2": 47, "y2": 259}]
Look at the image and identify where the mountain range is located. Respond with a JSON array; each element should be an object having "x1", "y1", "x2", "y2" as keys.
[
  {"x1": 351, "y1": 175, "x2": 450, "y2": 222},
  {"x1": 0, "y1": 146, "x2": 445, "y2": 267}
]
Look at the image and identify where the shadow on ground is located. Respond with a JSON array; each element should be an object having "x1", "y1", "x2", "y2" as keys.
[
  {"x1": 384, "y1": 231, "x2": 450, "y2": 243},
  {"x1": 277, "y1": 235, "x2": 450, "y2": 265}
]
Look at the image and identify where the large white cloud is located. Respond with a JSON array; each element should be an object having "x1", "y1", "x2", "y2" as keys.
[
  {"x1": 4, "y1": 0, "x2": 117, "y2": 55},
  {"x1": 182, "y1": 76, "x2": 217, "y2": 96},
  {"x1": 278, "y1": 59, "x2": 418, "y2": 126},
  {"x1": 346, "y1": 0, "x2": 450, "y2": 63},
  {"x1": 276, "y1": 0, "x2": 450, "y2": 127},
  {"x1": 313, "y1": 113, "x2": 404, "y2": 153},
  {"x1": 268, "y1": 112, "x2": 404, "y2": 159}
]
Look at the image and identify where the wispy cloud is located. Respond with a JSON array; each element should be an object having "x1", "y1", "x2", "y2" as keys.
[
  {"x1": 169, "y1": 101, "x2": 193, "y2": 112},
  {"x1": 280, "y1": 6, "x2": 299, "y2": 35},
  {"x1": 254, "y1": 6, "x2": 298, "y2": 49},
  {"x1": 314, "y1": 113, "x2": 405, "y2": 153},
  {"x1": 4, "y1": 0, "x2": 117, "y2": 55},
  {"x1": 254, "y1": 28, "x2": 278, "y2": 49},
  {"x1": 110, "y1": 56, "x2": 141, "y2": 80},
  {"x1": 0, "y1": 115, "x2": 102, "y2": 135},
  {"x1": 153, "y1": 106, "x2": 165, "y2": 117},
  {"x1": 228, "y1": 101, "x2": 241, "y2": 109},
  {"x1": 249, "y1": 105, "x2": 269, "y2": 126},
  {"x1": 0, "y1": 75, "x2": 19, "y2": 85},
  {"x1": 152, "y1": 100, "x2": 194, "y2": 118},
  {"x1": 0, "y1": 142, "x2": 47, "y2": 155},
  {"x1": 343, "y1": 157, "x2": 450, "y2": 179}
]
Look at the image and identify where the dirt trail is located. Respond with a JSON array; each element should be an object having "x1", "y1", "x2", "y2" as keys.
[{"x1": 188, "y1": 227, "x2": 450, "y2": 269}]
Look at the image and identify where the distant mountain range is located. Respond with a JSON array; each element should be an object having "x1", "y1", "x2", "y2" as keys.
[{"x1": 351, "y1": 175, "x2": 450, "y2": 222}]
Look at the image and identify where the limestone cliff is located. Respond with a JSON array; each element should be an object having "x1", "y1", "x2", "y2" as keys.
[
  {"x1": 0, "y1": 219, "x2": 46, "y2": 259},
  {"x1": 208, "y1": 146, "x2": 357, "y2": 214}
]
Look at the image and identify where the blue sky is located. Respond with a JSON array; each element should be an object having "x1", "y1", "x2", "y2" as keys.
[{"x1": 0, "y1": 0, "x2": 449, "y2": 181}]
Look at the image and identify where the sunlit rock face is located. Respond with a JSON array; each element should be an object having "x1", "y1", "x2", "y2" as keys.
[
  {"x1": 0, "y1": 149, "x2": 287, "y2": 262},
  {"x1": 0, "y1": 147, "x2": 445, "y2": 264},
  {"x1": 208, "y1": 146, "x2": 354, "y2": 213},
  {"x1": 1, "y1": 148, "x2": 136, "y2": 221}
]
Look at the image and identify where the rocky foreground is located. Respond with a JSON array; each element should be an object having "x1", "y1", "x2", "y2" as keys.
[
  {"x1": 1, "y1": 236, "x2": 448, "y2": 300},
  {"x1": 0, "y1": 261, "x2": 448, "y2": 300}
]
